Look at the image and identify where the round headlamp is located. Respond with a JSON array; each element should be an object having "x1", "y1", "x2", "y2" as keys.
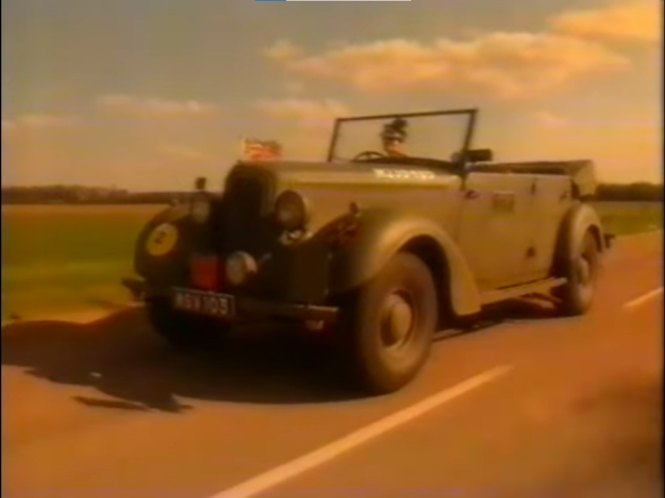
[
  {"x1": 275, "y1": 190, "x2": 308, "y2": 231},
  {"x1": 225, "y1": 251, "x2": 258, "y2": 286},
  {"x1": 191, "y1": 194, "x2": 211, "y2": 223}
]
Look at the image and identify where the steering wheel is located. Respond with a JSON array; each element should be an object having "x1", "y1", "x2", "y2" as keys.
[{"x1": 353, "y1": 150, "x2": 387, "y2": 162}]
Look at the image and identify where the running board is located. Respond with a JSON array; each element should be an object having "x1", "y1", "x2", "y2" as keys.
[{"x1": 480, "y1": 278, "x2": 567, "y2": 305}]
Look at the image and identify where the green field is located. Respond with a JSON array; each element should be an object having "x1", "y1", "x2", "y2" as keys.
[
  {"x1": 593, "y1": 201, "x2": 663, "y2": 236},
  {"x1": 1, "y1": 205, "x2": 165, "y2": 320},
  {"x1": 1, "y1": 202, "x2": 662, "y2": 321}
]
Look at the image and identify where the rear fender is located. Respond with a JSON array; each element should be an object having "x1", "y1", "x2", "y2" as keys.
[
  {"x1": 328, "y1": 209, "x2": 482, "y2": 318},
  {"x1": 553, "y1": 202, "x2": 607, "y2": 274}
]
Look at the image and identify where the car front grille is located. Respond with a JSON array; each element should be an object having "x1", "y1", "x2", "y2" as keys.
[
  {"x1": 226, "y1": 175, "x2": 264, "y2": 223},
  {"x1": 217, "y1": 170, "x2": 278, "y2": 256}
]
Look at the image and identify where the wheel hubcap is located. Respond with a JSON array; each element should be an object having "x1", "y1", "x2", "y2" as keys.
[{"x1": 380, "y1": 291, "x2": 414, "y2": 350}]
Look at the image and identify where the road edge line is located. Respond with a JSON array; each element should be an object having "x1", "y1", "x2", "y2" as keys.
[
  {"x1": 209, "y1": 365, "x2": 514, "y2": 498},
  {"x1": 624, "y1": 287, "x2": 664, "y2": 310}
]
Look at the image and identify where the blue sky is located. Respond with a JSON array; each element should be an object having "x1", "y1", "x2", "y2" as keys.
[{"x1": 1, "y1": 0, "x2": 661, "y2": 189}]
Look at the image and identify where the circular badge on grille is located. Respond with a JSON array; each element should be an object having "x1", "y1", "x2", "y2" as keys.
[{"x1": 146, "y1": 223, "x2": 179, "y2": 256}]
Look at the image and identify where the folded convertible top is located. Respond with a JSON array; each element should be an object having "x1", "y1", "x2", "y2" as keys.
[{"x1": 469, "y1": 160, "x2": 597, "y2": 198}]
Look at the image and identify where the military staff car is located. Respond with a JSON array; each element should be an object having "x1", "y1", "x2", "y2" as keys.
[{"x1": 123, "y1": 108, "x2": 612, "y2": 394}]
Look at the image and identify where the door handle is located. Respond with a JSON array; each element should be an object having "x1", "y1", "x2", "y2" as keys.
[{"x1": 465, "y1": 190, "x2": 480, "y2": 199}]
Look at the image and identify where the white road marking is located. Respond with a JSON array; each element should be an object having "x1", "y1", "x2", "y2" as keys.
[
  {"x1": 210, "y1": 365, "x2": 513, "y2": 498},
  {"x1": 624, "y1": 287, "x2": 664, "y2": 310}
]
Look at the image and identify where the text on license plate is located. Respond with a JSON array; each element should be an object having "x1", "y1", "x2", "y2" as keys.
[{"x1": 172, "y1": 288, "x2": 235, "y2": 318}]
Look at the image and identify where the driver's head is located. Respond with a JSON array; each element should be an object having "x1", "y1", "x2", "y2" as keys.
[
  {"x1": 383, "y1": 136, "x2": 403, "y2": 156},
  {"x1": 381, "y1": 118, "x2": 408, "y2": 156}
]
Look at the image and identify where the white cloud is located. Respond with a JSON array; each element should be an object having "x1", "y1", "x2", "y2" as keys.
[
  {"x1": 265, "y1": 1, "x2": 657, "y2": 100},
  {"x1": 254, "y1": 98, "x2": 350, "y2": 126},
  {"x1": 534, "y1": 111, "x2": 569, "y2": 128},
  {"x1": 267, "y1": 33, "x2": 628, "y2": 99},
  {"x1": 2, "y1": 113, "x2": 80, "y2": 133},
  {"x1": 264, "y1": 40, "x2": 304, "y2": 62},
  {"x1": 251, "y1": 99, "x2": 351, "y2": 160},
  {"x1": 551, "y1": 1, "x2": 661, "y2": 44},
  {"x1": 284, "y1": 80, "x2": 306, "y2": 96},
  {"x1": 96, "y1": 94, "x2": 219, "y2": 120},
  {"x1": 157, "y1": 145, "x2": 215, "y2": 163}
]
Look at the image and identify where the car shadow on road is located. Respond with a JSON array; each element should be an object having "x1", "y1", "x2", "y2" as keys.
[
  {"x1": 435, "y1": 296, "x2": 566, "y2": 341},
  {"x1": 1, "y1": 307, "x2": 362, "y2": 411},
  {"x1": 1, "y1": 297, "x2": 561, "y2": 413}
]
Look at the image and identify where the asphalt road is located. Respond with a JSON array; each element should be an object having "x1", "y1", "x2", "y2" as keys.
[{"x1": 2, "y1": 232, "x2": 662, "y2": 498}]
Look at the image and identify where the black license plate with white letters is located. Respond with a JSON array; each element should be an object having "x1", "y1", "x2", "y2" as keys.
[{"x1": 172, "y1": 288, "x2": 235, "y2": 318}]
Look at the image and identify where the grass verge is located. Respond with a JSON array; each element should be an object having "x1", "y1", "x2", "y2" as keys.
[{"x1": 1, "y1": 202, "x2": 661, "y2": 321}]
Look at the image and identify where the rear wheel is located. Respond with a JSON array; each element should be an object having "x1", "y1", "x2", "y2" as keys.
[
  {"x1": 557, "y1": 231, "x2": 600, "y2": 316},
  {"x1": 335, "y1": 253, "x2": 438, "y2": 394},
  {"x1": 146, "y1": 298, "x2": 230, "y2": 350}
]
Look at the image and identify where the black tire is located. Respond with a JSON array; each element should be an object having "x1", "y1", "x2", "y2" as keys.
[
  {"x1": 335, "y1": 253, "x2": 438, "y2": 394},
  {"x1": 557, "y1": 231, "x2": 600, "y2": 316},
  {"x1": 146, "y1": 298, "x2": 230, "y2": 350}
]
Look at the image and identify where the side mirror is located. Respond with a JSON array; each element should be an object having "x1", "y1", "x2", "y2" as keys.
[{"x1": 466, "y1": 149, "x2": 493, "y2": 163}]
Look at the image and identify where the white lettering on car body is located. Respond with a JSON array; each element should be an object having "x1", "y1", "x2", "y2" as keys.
[{"x1": 373, "y1": 168, "x2": 436, "y2": 181}]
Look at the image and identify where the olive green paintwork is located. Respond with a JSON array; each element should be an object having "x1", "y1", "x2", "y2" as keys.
[
  {"x1": 226, "y1": 158, "x2": 605, "y2": 316},
  {"x1": 554, "y1": 201, "x2": 608, "y2": 272},
  {"x1": 326, "y1": 208, "x2": 482, "y2": 316},
  {"x1": 471, "y1": 160, "x2": 597, "y2": 199},
  {"x1": 130, "y1": 107, "x2": 608, "y2": 323},
  {"x1": 225, "y1": 161, "x2": 482, "y2": 315},
  {"x1": 263, "y1": 161, "x2": 463, "y2": 236},
  {"x1": 132, "y1": 155, "x2": 607, "y2": 319}
]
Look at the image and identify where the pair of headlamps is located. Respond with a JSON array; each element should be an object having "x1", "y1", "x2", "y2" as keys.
[{"x1": 190, "y1": 186, "x2": 307, "y2": 232}]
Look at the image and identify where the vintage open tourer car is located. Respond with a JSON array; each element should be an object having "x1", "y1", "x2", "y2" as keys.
[{"x1": 123, "y1": 108, "x2": 612, "y2": 394}]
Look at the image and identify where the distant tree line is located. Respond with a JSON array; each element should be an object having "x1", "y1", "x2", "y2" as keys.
[
  {"x1": 1, "y1": 186, "x2": 188, "y2": 205},
  {"x1": 0, "y1": 182, "x2": 662, "y2": 205},
  {"x1": 595, "y1": 182, "x2": 663, "y2": 202}
]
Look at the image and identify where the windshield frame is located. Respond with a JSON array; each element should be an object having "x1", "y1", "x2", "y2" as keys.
[{"x1": 326, "y1": 108, "x2": 478, "y2": 168}]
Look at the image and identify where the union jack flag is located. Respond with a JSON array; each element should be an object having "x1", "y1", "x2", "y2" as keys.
[{"x1": 241, "y1": 138, "x2": 282, "y2": 161}]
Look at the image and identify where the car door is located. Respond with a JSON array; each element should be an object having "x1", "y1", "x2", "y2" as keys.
[{"x1": 455, "y1": 171, "x2": 536, "y2": 290}]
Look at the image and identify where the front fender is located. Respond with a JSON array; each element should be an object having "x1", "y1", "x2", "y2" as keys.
[
  {"x1": 328, "y1": 209, "x2": 482, "y2": 317},
  {"x1": 133, "y1": 203, "x2": 203, "y2": 286}
]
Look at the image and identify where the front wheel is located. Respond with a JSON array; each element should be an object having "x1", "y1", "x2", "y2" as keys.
[
  {"x1": 557, "y1": 231, "x2": 600, "y2": 316},
  {"x1": 335, "y1": 253, "x2": 438, "y2": 395},
  {"x1": 146, "y1": 298, "x2": 230, "y2": 350}
]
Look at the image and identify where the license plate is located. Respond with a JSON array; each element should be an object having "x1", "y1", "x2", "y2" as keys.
[{"x1": 172, "y1": 288, "x2": 235, "y2": 318}]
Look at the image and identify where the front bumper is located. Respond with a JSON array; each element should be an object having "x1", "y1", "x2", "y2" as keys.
[{"x1": 121, "y1": 277, "x2": 339, "y2": 323}]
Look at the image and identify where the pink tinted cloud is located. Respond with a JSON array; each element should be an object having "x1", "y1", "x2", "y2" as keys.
[
  {"x1": 96, "y1": 94, "x2": 219, "y2": 120},
  {"x1": 266, "y1": 33, "x2": 628, "y2": 99},
  {"x1": 2, "y1": 113, "x2": 81, "y2": 133},
  {"x1": 551, "y1": 1, "x2": 660, "y2": 44},
  {"x1": 254, "y1": 98, "x2": 351, "y2": 126}
]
